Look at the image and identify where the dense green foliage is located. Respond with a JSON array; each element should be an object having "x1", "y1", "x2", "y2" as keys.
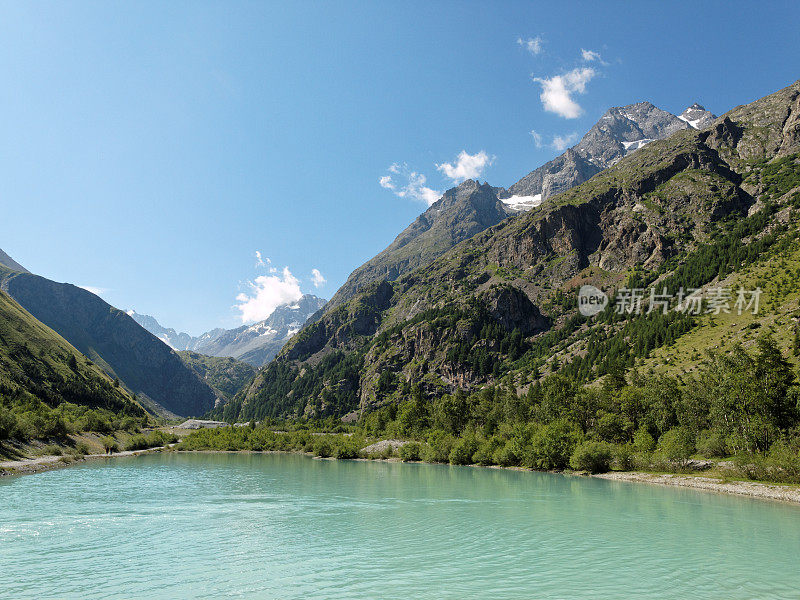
[
  {"x1": 124, "y1": 430, "x2": 179, "y2": 451},
  {"x1": 187, "y1": 333, "x2": 800, "y2": 484},
  {"x1": 215, "y1": 350, "x2": 364, "y2": 421},
  {"x1": 177, "y1": 351, "x2": 256, "y2": 401},
  {"x1": 178, "y1": 425, "x2": 364, "y2": 459}
]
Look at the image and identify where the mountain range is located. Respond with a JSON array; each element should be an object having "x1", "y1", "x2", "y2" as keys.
[
  {"x1": 128, "y1": 294, "x2": 326, "y2": 367},
  {"x1": 325, "y1": 101, "x2": 715, "y2": 310},
  {"x1": 215, "y1": 80, "x2": 800, "y2": 423}
]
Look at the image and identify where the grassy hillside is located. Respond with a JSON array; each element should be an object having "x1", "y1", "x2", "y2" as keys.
[
  {"x1": 178, "y1": 351, "x2": 256, "y2": 402},
  {"x1": 0, "y1": 266, "x2": 218, "y2": 417},
  {"x1": 0, "y1": 290, "x2": 147, "y2": 443}
]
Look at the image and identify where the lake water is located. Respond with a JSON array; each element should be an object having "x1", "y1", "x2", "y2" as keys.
[{"x1": 2, "y1": 452, "x2": 800, "y2": 599}]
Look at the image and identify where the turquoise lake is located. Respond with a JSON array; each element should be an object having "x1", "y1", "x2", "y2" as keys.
[{"x1": 2, "y1": 452, "x2": 800, "y2": 599}]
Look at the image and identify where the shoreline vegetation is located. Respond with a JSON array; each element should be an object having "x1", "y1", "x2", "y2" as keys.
[
  {"x1": 168, "y1": 333, "x2": 800, "y2": 502},
  {"x1": 6, "y1": 335, "x2": 800, "y2": 506},
  {"x1": 0, "y1": 428, "x2": 177, "y2": 476}
]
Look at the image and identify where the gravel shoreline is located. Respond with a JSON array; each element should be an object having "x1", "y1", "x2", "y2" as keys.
[
  {"x1": 592, "y1": 471, "x2": 800, "y2": 504},
  {"x1": 0, "y1": 445, "x2": 173, "y2": 477}
]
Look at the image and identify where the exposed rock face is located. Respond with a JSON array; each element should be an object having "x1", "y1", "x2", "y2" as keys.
[
  {"x1": 326, "y1": 180, "x2": 507, "y2": 310},
  {"x1": 287, "y1": 281, "x2": 393, "y2": 361},
  {"x1": 127, "y1": 310, "x2": 203, "y2": 351},
  {"x1": 0, "y1": 269, "x2": 218, "y2": 417},
  {"x1": 480, "y1": 285, "x2": 549, "y2": 336},
  {"x1": 502, "y1": 101, "x2": 710, "y2": 202},
  {"x1": 503, "y1": 149, "x2": 602, "y2": 205},
  {"x1": 679, "y1": 103, "x2": 717, "y2": 129},
  {"x1": 330, "y1": 101, "x2": 716, "y2": 311}
]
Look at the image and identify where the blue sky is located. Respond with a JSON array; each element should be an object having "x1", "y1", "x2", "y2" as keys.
[{"x1": 1, "y1": 1, "x2": 799, "y2": 335}]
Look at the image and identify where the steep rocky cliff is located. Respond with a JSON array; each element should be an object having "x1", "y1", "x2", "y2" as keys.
[{"x1": 326, "y1": 180, "x2": 507, "y2": 310}]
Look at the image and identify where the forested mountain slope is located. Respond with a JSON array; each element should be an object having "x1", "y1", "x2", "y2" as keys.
[{"x1": 216, "y1": 80, "x2": 800, "y2": 425}]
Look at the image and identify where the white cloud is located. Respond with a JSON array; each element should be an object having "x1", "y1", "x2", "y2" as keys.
[
  {"x1": 581, "y1": 49, "x2": 601, "y2": 62},
  {"x1": 530, "y1": 130, "x2": 544, "y2": 148},
  {"x1": 533, "y1": 67, "x2": 596, "y2": 119},
  {"x1": 552, "y1": 132, "x2": 580, "y2": 151},
  {"x1": 379, "y1": 163, "x2": 442, "y2": 206},
  {"x1": 79, "y1": 285, "x2": 107, "y2": 296},
  {"x1": 517, "y1": 36, "x2": 543, "y2": 55},
  {"x1": 581, "y1": 49, "x2": 609, "y2": 65},
  {"x1": 311, "y1": 268, "x2": 326, "y2": 288},
  {"x1": 436, "y1": 150, "x2": 494, "y2": 184},
  {"x1": 235, "y1": 267, "x2": 303, "y2": 323}
]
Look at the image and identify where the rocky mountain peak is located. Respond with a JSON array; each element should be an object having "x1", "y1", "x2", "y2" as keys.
[
  {"x1": 502, "y1": 99, "x2": 709, "y2": 204},
  {"x1": 679, "y1": 103, "x2": 717, "y2": 129}
]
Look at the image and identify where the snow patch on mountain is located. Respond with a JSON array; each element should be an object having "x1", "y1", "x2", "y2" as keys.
[
  {"x1": 502, "y1": 194, "x2": 542, "y2": 212},
  {"x1": 622, "y1": 138, "x2": 654, "y2": 151}
]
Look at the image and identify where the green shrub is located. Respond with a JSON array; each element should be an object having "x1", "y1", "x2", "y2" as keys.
[
  {"x1": 37, "y1": 444, "x2": 63, "y2": 456},
  {"x1": 399, "y1": 442, "x2": 422, "y2": 462},
  {"x1": 612, "y1": 443, "x2": 635, "y2": 471},
  {"x1": 422, "y1": 431, "x2": 456, "y2": 463},
  {"x1": 492, "y1": 441, "x2": 519, "y2": 467},
  {"x1": 696, "y1": 429, "x2": 729, "y2": 458},
  {"x1": 472, "y1": 437, "x2": 502, "y2": 465},
  {"x1": 570, "y1": 440, "x2": 613, "y2": 473},
  {"x1": 655, "y1": 428, "x2": 695, "y2": 469},
  {"x1": 595, "y1": 413, "x2": 632, "y2": 444},
  {"x1": 312, "y1": 437, "x2": 334, "y2": 458},
  {"x1": 523, "y1": 420, "x2": 583, "y2": 470},
  {"x1": 449, "y1": 436, "x2": 479, "y2": 465},
  {"x1": 119, "y1": 416, "x2": 142, "y2": 433},
  {"x1": 124, "y1": 434, "x2": 149, "y2": 451},
  {"x1": 332, "y1": 437, "x2": 361, "y2": 459},
  {"x1": 125, "y1": 430, "x2": 178, "y2": 451},
  {"x1": 71, "y1": 442, "x2": 91, "y2": 456},
  {"x1": 81, "y1": 410, "x2": 114, "y2": 434},
  {"x1": 0, "y1": 406, "x2": 20, "y2": 440},
  {"x1": 632, "y1": 428, "x2": 656, "y2": 453},
  {"x1": 762, "y1": 439, "x2": 800, "y2": 483},
  {"x1": 101, "y1": 436, "x2": 119, "y2": 453}
]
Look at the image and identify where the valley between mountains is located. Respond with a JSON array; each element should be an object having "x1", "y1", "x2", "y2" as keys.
[{"x1": 4, "y1": 80, "x2": 800, "y2": 490}]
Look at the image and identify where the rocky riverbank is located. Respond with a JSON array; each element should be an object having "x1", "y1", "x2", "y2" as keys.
[{"x1": 0, "y1": 445, "x2": 174, "y2": 477}]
